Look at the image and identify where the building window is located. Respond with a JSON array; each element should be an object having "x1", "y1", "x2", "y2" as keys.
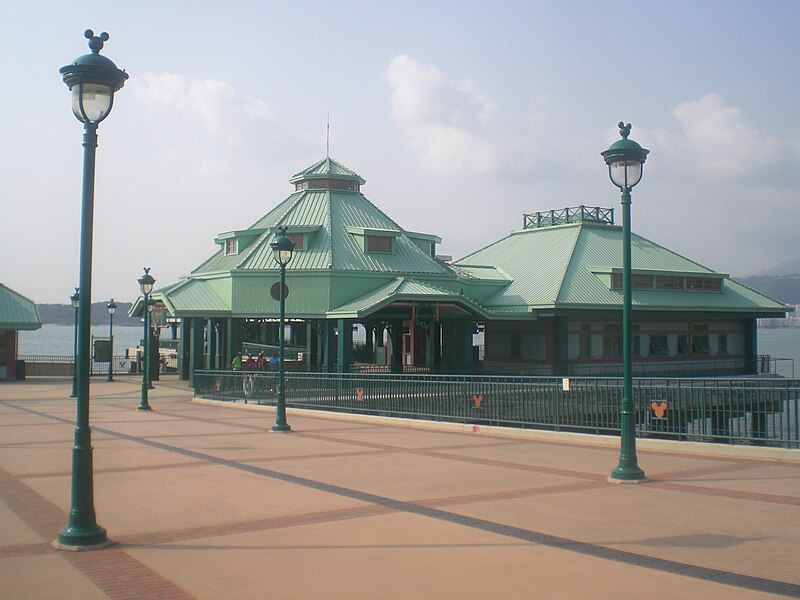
[
  {"x1": 649, "y1": 335, "x2": 669, "y2": 356},
  {"x1": 225, "y1": 239, "x2": 238, "y2": 255},
  {"x1": 367, "y1": 235, "x2": 393, "y2": 253},
  {"x1": 691, "y1": 324, "x2": 711, "y2": 354},
  {"x1": 687, "y1": 277, "x2": 722, "y2": 292},
  {"x1": 611, "y1": 274, "x2": 722, "y2": 292},
  {"x1": 603, "y1": 325, "x2": 621, "y2": 358},
  {"x1": 677, "y1": 335, "x2": 690, "y2": 354},
  {"x1": 579, "y1": 325, "x2": 592, "y2": 358},
  {"x1": 286, "y1": 232, "x2": 304, "y2": 251},
  {"x1": 296, "y1": 179, "x2": 359, "y2": 191},
  {"x1": 509, "y1": 334, "x2": 521, "y2": 359},
  {"x1": 611, "y1": 274, "x2": 655, "y2": 289},
  {"x1": 656, "y1": 276, "x2": 684, "y2": 290},
  {"x1": 718, "y1": 334, "x2": 728, "y2": 354}
]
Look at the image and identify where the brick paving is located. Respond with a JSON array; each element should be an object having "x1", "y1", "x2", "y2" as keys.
[{"x1": 1, "y1": 375, "x2": 799, "y2": 599}]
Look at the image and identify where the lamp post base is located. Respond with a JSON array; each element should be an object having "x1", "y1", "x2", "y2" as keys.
[
  {"x1": 137, "y1": 405, "x2": 152, "y2": 412},
  {"x1": 271, "y1": 423, "x2": 292, "y2": 433},
  {"x1": 54, "y1": 525, "x2": 110, "y2": 551},
  {"x1": 608, "y1": 467, "x2": 648, "y2": 484}
]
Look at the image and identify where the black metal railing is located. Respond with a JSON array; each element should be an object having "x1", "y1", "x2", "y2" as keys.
[{"x1": 194, "y1": 371, "x2": 800, "y2": 448}]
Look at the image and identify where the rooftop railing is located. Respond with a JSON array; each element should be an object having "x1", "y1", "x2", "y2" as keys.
[{"x1": 523, "y1": 206, "x2": 614, "y2": 229}]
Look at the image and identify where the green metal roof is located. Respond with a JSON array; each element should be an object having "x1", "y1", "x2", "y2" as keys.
[
  {"x1": 193, "y1": 179, "x2": 448, "y2": 277},
  {"x1": 166, "y1": 279, "x2": 230, "y2": 313},
  {"x1": 456, "y1": 224, "x2": 580, "y2": 307},
  {"x1": 289, "y1": 156, "x2": 366, "y2": 184},
  {"x1": 159, "y1": 156, "x2": 789, "y2": 323},
  {"x1": 327, "y1": 277, "x2": 491, "y2": 318},
  {"x1": 0, "y1": 284, "x2": 41, "y2": 330},
  {"x1": 456, "y1": 222, "x2": 788, "y2": 316}
]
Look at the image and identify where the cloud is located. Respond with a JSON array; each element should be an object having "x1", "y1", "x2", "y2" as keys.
[
  {"x1": 129, "y1": 73, "x2": 272, "y2": 137},
  {"x1": 669, "y1": 93, "x2": 784, "y2": 178},
  {"x1": 385, "y1": 55, "x2": 499, "y2": 173},
  {"x1": 385, "y1": 55, "x2": 575, "y2": 179}
]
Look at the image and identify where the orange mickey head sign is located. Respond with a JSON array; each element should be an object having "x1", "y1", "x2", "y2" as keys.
[
  {"x1": 651, "y1": 401, "x2": 667, "y2": 419},
  {"x1": 472, "y1": 394, "x2": 484, "y2": 408}
]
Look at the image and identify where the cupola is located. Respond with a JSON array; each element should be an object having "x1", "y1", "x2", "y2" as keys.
[{"x1": 289, "y1": 157, "x2": 366, "y2": 192}]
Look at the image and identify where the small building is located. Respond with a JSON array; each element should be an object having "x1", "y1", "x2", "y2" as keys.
[
  {"x1": 136, "y1": 158, "x2": 789, "y2": 382},
  {"x1": 455, "y1": 206, "x2": 788, "y2": 376},
  {"x1": 0, "y1": 284, "x2": 41, "y2": 380}
]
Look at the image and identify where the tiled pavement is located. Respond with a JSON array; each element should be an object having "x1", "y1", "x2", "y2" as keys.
[{"x1": 1, "y1": 375, "x2": 799, "y2": 599}]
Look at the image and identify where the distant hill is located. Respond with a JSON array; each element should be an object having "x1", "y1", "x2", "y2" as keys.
[
  {"x1": 734, "y1": 274, "x2": 800, "y2": 305},
  {"x1": 756, "y1": 257, "x2": 800, "y2": 277},
  {"x1": 38, "y1": 302, "x2": 140, "y2": 327}
]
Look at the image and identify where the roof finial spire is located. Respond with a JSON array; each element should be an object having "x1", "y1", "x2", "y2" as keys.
[{"x1": 326, "y1": 112, "x2": 330, "y2": 158}]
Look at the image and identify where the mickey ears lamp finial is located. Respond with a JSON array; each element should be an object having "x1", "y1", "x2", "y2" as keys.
[
  {"x1": 618, "y1": 122, "x2": 632, "y2": 140},
  {"x1": 84, "y1": 29, "x2": 110, "y2": 53}
]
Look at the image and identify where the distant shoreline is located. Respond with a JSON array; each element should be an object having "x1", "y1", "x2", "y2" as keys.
[{"x1": 36, "y1": 302, "x2": 140, "y2": 327}]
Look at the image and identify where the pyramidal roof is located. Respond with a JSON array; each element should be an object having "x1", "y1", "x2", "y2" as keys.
[
  {"x1": 455, "y1": 211, "x2": 787, "y2": 315},
  {"x1": 192, "y1": 157, "x2": 446, "y2": 276},
  {"x1": 0, "y1": 283, "x2": 42, "y2": 330},
  {"x1": 289, "y1": 157, "x2": 366, "y2": 185}
]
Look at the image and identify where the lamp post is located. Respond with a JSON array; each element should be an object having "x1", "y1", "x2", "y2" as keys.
[
  {"x1": 138, "y1": 268, "x2": 155, "y2": 411},
  {"x1": 271, "y1": 226, "x2": 295, "y2": 432},
  {"x1": 106, "y1": 299, "x2": 116, "y2": 382},
  {"x1": 147, "y1": 302, "x2": 156, "y2": 388},
  {"x1": 56, "y1": 30, "x2": 127, "y2": 550},
  {"x1": 602, "y1": 122, "x2": 649, "y2": 483},
  {"x1": 70, "y1": 288, "x2": 80, "y2": 398}
]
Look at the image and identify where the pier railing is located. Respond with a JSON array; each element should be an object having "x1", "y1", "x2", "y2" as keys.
[{"x1": 194, "y1": 371, "x2": 800, "y2": 448}]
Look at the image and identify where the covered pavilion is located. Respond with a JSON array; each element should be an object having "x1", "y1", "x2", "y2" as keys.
[
  {"x1": 0, "y1": 283, "x2": 41, "y2": 380},
  {"x1": 132, "y1": 158, "x2": 789, "y2": 383}
]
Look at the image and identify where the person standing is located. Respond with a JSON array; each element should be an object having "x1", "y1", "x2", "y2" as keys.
[{"x1": 231, "y1": 351, "x2": 243, "y2": 393}]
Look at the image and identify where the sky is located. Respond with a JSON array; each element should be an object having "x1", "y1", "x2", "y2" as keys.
[{"x1": 2, "y1": 1, "x2": 799, "y2": 304}]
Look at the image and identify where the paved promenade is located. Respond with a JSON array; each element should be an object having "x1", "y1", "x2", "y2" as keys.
[{"x1": 1, "y1": 375, "x2": 799, "y2": 599}]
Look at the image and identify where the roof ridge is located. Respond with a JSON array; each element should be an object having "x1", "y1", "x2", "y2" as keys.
[{"x1": 555, "y1": 226, "x2": 585, "y2": 303}]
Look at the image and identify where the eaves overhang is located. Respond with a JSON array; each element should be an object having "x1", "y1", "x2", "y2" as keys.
[{"x1": 326, "y1": 277, "x2": 493, "y2": 320}]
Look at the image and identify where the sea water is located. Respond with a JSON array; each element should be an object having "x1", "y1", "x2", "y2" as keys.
[
  {"x1": 16, "y1": 324, "x2": 800, "y2": 376},
  {"x1": 758, "y1": 328, "x2": 800, "y2": 378},
  {"x1": 18, "y1": 324, "x2": 146, "y2": 357}
]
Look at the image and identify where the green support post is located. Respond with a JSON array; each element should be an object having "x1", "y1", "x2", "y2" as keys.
[
  {"x1": 189, "y1": 318, "x2": 205, "y2": 387},
  {"x1": 206, "y1": 319, "x2": 214, "y2": 370},
  {"x1": 390, "y1": 319, "x2": 403, "y2": 373},
  {"x1": 337, "y1": 318, "x2": 353, "y2": 373}
]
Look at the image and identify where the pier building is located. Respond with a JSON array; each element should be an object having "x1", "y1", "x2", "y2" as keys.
[
  {"x1": 0, "y1": 284, "x2": 41, "y2": 380},
  {"x1": 133, "y1": 157, "x2": 789, "y2": 383}
]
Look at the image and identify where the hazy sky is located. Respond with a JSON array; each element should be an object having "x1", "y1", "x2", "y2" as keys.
[{"x1": 2, "y1": 1, "x2": 798, "y2": 304}]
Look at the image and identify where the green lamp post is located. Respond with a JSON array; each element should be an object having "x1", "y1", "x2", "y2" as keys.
[
  {"x1": 106, "y1": 299, "x2": 116, "y2": 382},
  {"x1": 56, "y1": 30, "x2": 127, "y2": 550},
  {"x1": 138, "y1": 268, "x2": 155, "y2": 411},
  {"x1": 271, "y1": 226, "x2": 295, "y2": 432},
  {"x1": 602, "y1": 122, "x2": 649, "y2": 483},
  {"x1": 70, "y1": 288, "x2": 80, "y2": 398}
]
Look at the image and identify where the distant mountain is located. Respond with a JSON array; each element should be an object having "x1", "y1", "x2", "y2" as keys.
[
  {"x1": 756, "y1": 257, "x2": 800, "y2": 277},
  {"x1": 734, "y1": 274, "x2": 800, "y2": 305},
  {"x1": 38, "y1": 302, "x2": 140, "y2": 327}
]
